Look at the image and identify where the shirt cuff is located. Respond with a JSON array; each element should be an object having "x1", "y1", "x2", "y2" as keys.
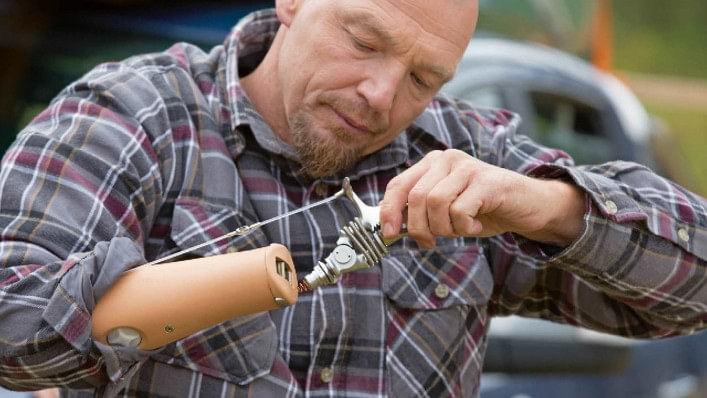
[
  {"x1": 514, "y1": 163, "x2": 640, "y2": 266},
  {"x1": 524, "y1": 162, "x2": 704, "y2": 260},
  {"x1": 514, "y1": 162, "x2": 702, "y2": 275},
  {"x1": 513, "y1": 196, "x2": 633, "y2": 268}
]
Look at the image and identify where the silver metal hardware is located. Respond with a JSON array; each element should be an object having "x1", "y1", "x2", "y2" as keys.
[
  {"x1": 143, "y1": 176, "x2": 405, "y2": 292},
  {"x1": 107, "y1": 327, "x2": 142, "y2": 348},
  {"x1": 302, "y1": 178, "x2": 405, "y2": 290}
]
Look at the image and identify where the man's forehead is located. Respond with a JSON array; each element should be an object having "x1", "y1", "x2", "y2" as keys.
[
  {"x1": 340, "y1": 0, "x2": 477, "y2": 50},
  {"x1": 334, "y1": 0, "x2": 476, "y2": 73}
]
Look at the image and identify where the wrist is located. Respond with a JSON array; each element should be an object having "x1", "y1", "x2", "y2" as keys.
[{"x1": 523, "y1": 179, "x2": 586, "y2": 246}]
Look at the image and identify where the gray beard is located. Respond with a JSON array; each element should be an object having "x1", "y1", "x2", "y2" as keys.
[{"x1": 290, "y1": 111, "x2": 364, "y2": 178}]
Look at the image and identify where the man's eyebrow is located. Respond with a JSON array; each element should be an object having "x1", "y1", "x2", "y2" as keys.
[
  {"x1": 341, "y1": 12, "x2": 455, "y2": 84},
  {"x1": 341, "y1": 12, "x2": 401, "y2": 47}
]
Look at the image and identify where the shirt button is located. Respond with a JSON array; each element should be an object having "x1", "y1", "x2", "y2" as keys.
[
  {"x1": 604, "y1": 200, "x2": 618, "y2": 215},
  {"x1": 434, "y1": 283, "x2": 450, "y2": 299},
  {"x1": 315, "y1": 183, "x2": 328, "y2": 197},
  {"x1": 678, "y1": 227, "x2": 690, "y2": 243},
  {"x1": 320, "y1": 367, "x2": 334, "y2": 383}
]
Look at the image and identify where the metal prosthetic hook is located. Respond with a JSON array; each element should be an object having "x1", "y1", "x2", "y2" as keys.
[{"x1": 298, "y1": 178, "x2": 404, "y2": 292}]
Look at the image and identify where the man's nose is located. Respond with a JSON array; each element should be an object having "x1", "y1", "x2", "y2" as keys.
[{"x1": 356, "y1": 61, "x2": 406, "y2": 113}]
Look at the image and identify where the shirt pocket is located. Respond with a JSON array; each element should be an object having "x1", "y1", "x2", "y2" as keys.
[
  {"x1": 150, "y1": 198, "x2": 277, "y2": 385},
  {"x1": 382, "y1": 243, "x2": 493, "y2": 397}
]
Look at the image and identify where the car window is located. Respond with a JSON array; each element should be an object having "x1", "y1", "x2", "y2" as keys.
[{"x1": 530, "y1": 91, "x2": 617, "y2": 164}]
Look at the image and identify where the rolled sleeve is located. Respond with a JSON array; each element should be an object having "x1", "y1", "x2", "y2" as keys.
[
  {"x1": 1, "y1": 60, "x2": 168, "y2": 391},
  {"x1": 43, "y1": 238, "x2": 149, "y2": 383},
  {"x1": 527, "y1": 161, "x2": 706, "y2": 260},
  {"x1": 1, "y1": 238, "x2": 150, "y2": 392},
  {"x1": 510, "y1": 162, "x2": 707, "y2": 333}
]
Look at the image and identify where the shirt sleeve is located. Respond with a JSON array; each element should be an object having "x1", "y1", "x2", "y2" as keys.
[
  {"x1": 468, "y1": 110, "x2": 707, "y2": 338},
  {"x1": 0, "y1": 62, "x2": 166, "y2": 391}
]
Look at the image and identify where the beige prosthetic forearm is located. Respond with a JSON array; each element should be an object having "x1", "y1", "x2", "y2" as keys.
[{"x1": 92, "y1": 244, "x2": 298, "y2": 350}]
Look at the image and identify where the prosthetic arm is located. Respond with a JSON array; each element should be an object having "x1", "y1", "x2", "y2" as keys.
[
  {"x1": 92, "y1": 244, "x2": 298, "y2": 349},
  {"x1": 92, "y1": 178, "x2": 401, "y2": 350}
]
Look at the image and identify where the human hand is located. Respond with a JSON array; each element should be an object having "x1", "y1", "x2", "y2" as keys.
[{"x1": 379, "y1": 149, "x2": 585, "y2": 248}]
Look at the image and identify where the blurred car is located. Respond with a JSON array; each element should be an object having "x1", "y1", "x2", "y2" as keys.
[
  {"x1": 443, "y1": 37, "x2": 706, "y2": 398},
  {"x1": 442, "y1": 36, "x2": 668, "y2": 171}
]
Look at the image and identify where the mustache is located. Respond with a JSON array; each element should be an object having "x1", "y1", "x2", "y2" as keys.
[{"x1": 317, "y1": 94, "x2": 389, "y2": 135}]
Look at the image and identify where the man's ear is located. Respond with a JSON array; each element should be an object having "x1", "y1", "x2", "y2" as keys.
[{"x1": 275, "y1": 0, "x2": 300, "y2": 27}]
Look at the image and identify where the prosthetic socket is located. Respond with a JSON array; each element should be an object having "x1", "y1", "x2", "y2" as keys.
[{"x1": 92, "y1": 178, "x2": 402, "y2": 350}]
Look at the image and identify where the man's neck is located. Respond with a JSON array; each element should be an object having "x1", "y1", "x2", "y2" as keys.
[{"x1": 240, "y1": 28, "x2": 292, "y2": 145}]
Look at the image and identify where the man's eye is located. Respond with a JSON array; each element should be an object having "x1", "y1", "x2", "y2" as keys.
[
  {"x1": 352, "y1": 38, "x2": 375, "y2": 52},
  {"x1": 411, "y1": 73, "x2": 429, "y2": 89}
]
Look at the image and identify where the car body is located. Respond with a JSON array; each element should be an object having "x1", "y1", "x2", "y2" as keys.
[{"x1": 443, "y1": 37, "x2": 666, "y2": 171}]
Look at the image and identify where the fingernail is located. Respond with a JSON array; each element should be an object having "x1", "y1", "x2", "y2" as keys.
[{"x1": 382, "y1": 223, "x2": 395, "y2": 237}]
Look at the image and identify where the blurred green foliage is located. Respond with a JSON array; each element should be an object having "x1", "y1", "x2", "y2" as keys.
[
  {"x1": 613, "y1": 0, "x2": 707, "y2": 79},
  {"x1": 645, "y1": 102, "x2": 707, "y2": 196},
  {"x1": 477, "y1": 0, "x2": 706, "y2": 79},
  {"x1": 476, "y1": 0, "x2": 706, "y2": 196},
  {"x1": 612, "y1": 0, "x2": 707, "y2": 195}
]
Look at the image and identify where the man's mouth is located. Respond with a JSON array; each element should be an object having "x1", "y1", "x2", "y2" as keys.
[{"x1": 329, "y1": 106, "x2": 372, "y2": 135}]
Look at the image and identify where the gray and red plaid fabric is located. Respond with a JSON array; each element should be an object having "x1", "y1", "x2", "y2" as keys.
[{"x1": 1, "y1": 10, "x2": 705, "y2": 398}]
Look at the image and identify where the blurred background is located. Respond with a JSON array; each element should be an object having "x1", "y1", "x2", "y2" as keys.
[
  {"x1": 472, "y1": 0, "x2": 706, "y2": 197},
  {"x1": 0, "y1": 1, "x2": 705, "y2": 397}
]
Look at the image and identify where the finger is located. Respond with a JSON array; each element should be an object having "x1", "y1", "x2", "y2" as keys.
[
  {"x1": 450, "y1": 186, "x2": 485, "y2": 236},
  {"x1": 406, "y1": 159, "x2": 451, "y2": 247},
  {"x1": 426, "y1": 169, "x2": 470, "y2": 237},
  {"x1": 379, "y1": 154, "x2": 434, "y2": 237},
  {"x1": 452, "y1": 214, "x2": 484, "y2": 237}
]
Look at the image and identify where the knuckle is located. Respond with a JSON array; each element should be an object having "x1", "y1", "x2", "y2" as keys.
[
  {"x1": 428, "y1": 150, "x2": 443, "y2": 158},
  {"x1": 447, "y1": 148, "x2": 465, "y2": 157},
  {"x1": 449, "y1": 201, "x2": 468, "y2": 218},
  {"x1": 407, "y1": 189, "x2": 427, "y2": 205},
  {"x1": 385, "y1": 177, "x2": 404, "y2": 193},
  {"x1": 448, "y1": 148, "x2": 470, "y2": 163},
  {"x1": 426, "y1": 191, "x2": 448, "y2": 209}
]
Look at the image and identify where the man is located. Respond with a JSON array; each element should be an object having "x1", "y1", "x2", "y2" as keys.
[{"x1": 0, "y1": 0, "x2": 705, "y2": 397}]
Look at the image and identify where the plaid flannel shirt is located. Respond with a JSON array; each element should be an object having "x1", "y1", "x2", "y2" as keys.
[{"x1": 1, "y1": 10, "x2": 706, "y2": 398}]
